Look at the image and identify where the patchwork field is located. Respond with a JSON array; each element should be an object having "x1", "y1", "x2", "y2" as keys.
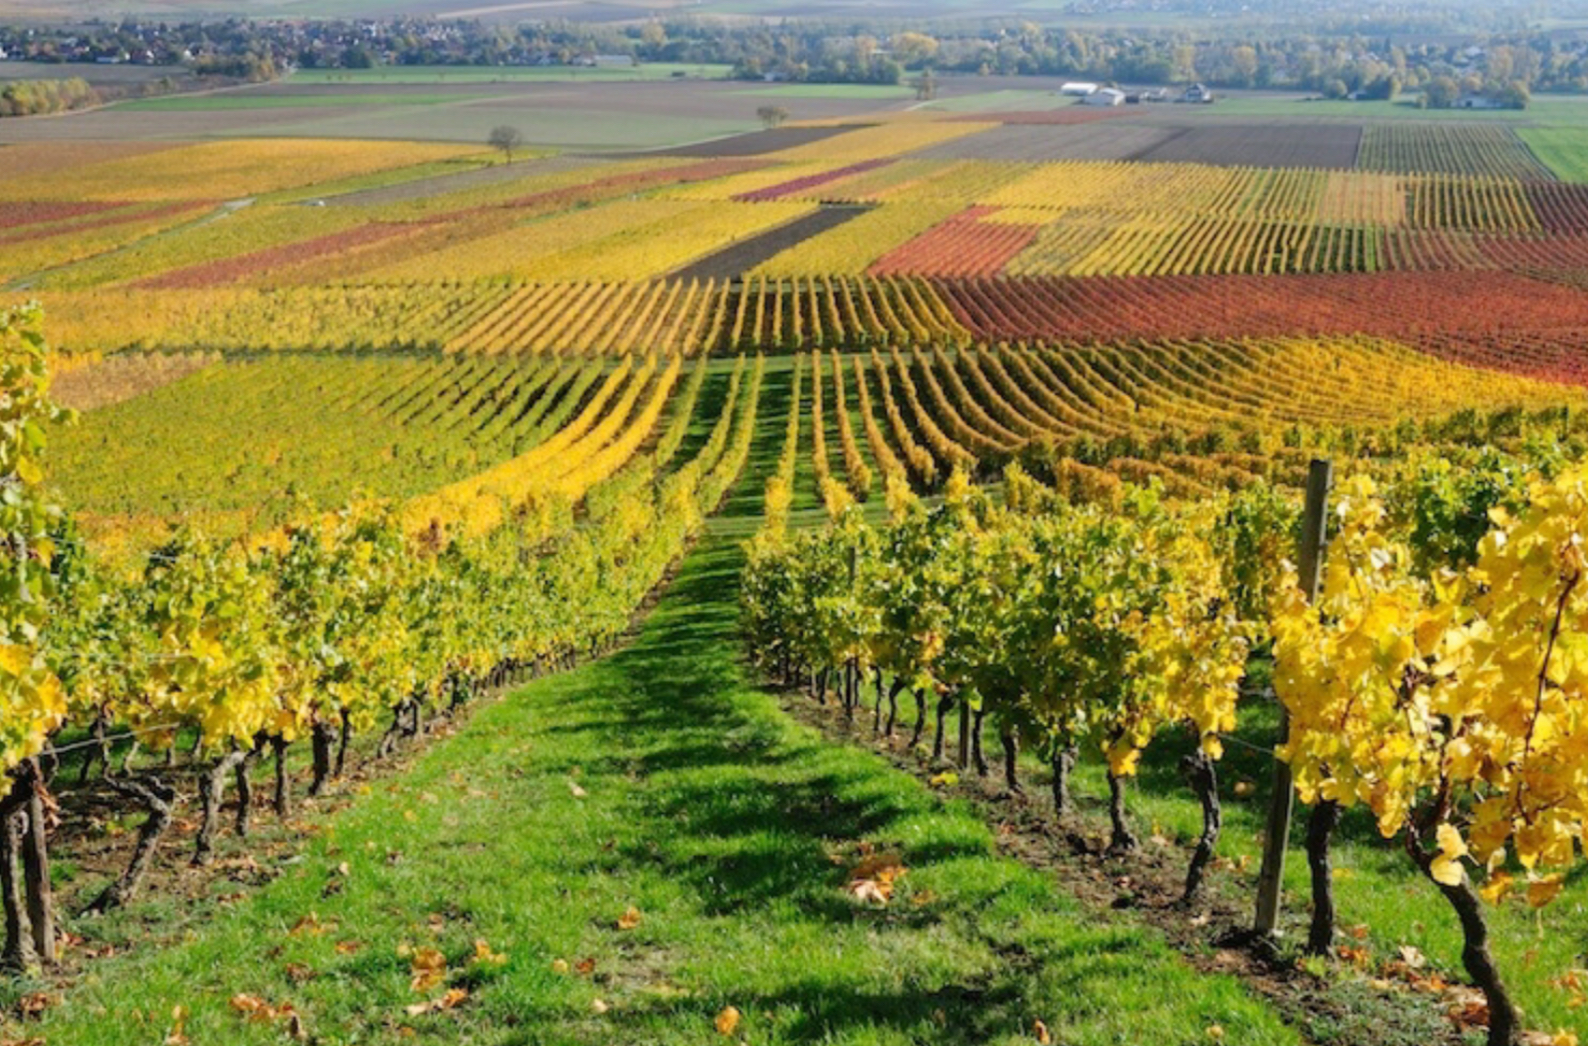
[{"x1": 7, "y1": 86, "x2": 1588, "y2": 1046}]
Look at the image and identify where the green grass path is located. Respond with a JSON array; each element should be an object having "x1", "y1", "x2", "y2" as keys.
[{"x1": 30, "y1": 531, "x2": 1300, "y2": 1046}]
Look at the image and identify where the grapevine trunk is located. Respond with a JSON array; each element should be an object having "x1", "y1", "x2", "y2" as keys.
[{"x1": 1305, "y1": 800, "x2": 1341, "y2": 955}]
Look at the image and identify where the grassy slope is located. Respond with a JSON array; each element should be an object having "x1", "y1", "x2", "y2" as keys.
[
  {"x1": 1517, "y1": 126, "x2": 1588, "y2": 181},
  {"x1": 22, "y1": 369, "x2": 1299, "y2": 1046}
]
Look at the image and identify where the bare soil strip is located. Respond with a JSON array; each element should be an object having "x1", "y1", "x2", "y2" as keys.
[{"x1": 670, "y1": 203, "x2": 871, "y2": 280}]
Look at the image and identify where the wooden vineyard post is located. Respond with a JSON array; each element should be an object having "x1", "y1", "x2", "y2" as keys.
[{"x1": 1254, "y1": 458, "x2": 1332, "y2": 938}]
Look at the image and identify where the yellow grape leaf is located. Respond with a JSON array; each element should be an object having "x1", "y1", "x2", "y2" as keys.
[
  {"x1": 714, "y1": 1005, "x2": 742, "y2": 1036},
  {"x1": 617, "y1": 906, "x2": 643, "y2": 930},
  {"x1": 929, "y1": 772, "x2": 959, "y2": 787},
  {"x1": 1528, "y1": 874, "x2": 1566, "y2": 909},
  {"x1": 1034, "y1": 1018, "x2": 1053, "y2": 1044},
  {"x1": 1206, "y1": 1025, "x2": 1225, "y2": 1042},
  {"x1": 550, "y1": 958, "x2": 571, "y2": 975},
  {"x1": 0, "y1": 644, "x2": 31, "y2": 676},
  {"x1": 1430, "y1": 824, "x2": 1468, "y2": 886},
  {"x1": 1480, "y1": 872, "x2": 1514, "y2": 906}
]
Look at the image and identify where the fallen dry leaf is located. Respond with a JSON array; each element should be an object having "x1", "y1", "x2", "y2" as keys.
[
  {"x1": 163, "y1": 1004, "x2": 189, "y2": 1046},
  {"x1": 229, "y1": 994, "x2": 296, "y2": 1024},
  {"x1": 405, "y1": 988, "x2": 469, "y2": 1017},
  {"x1": 846, "y1": 854, "x2": 908, "y2": 905},
  {"x1": 472, "y1": 939, "x2": 508, "y2": 967},
  {"x1": 551, "y1": 958, "x2": 571, "y2": 975},
  {"x1": 288, "y1": 912, "x2": 334, "y2": 937},
  {"x1": 1444, "y1": 985, "x2": 1490, "y2": 1029},
  {"x1": 1397, "y1": 945, "x2": 1427, "y2": 969},
  {"x1": 590, "y1": 997, "x2": 610, "y2": 1015},
  {"x1": 335, "y1": 940, "x2": 364, "y2": 955},
  {"x1": 569, "y1": 781, "x2": 588, "y2": 798},
  {"x1": 1034, "y1": 1018, "x2": 1052, "y2": 1044},
  {"x1": 617, "y1": 906, "x2": 643, "y2": 930},
  {"x1": 575, "y1": 957, "x2": 597, "y2": 977},
  {"x1": 714, "y1": 1005, "x2": 742, "y2": 1036},
  {"x1": 15, "y1": 993, "x2": 53, "y2": 1019},
  {"x1": 409, "y1": 947, "x2": 448, "y2": 993}
]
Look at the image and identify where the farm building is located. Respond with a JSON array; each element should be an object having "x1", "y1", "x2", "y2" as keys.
[
  {"x1": 1457, "y1": 92, "x2": 1505, "y2": 109},
  {"x1": 1179, "y1": 83, "x2": 1214, "y2": 103},
  {"x1": 1059, "y1": 82, "x2": 1098, "y2": 96},
  {"x1": 1082, "y1": 87, "x2": 1126, "y2": 106}
]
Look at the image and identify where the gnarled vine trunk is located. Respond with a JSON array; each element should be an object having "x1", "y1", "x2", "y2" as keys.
[
  {"x1": 272, "y1": 736, "x2": 291, "y2": 818},
  {"x1": 1305, "y1": 800, "x2": 1340, "y2": 956},
  {"x1": 908, "y1": 689, "x2": 927, "y2": 748},
  {"x1": 310, "y1": 721, "x2": 334, "y2": 797},
  {"x1": 1106, "y1": 772, "x2": 1137, "y2": 854},
  {"x1": 1000, "y1": 723, "x2": 1021, "y2": 794},
  {"x1": 0, "y1": 798, "x2": 31, "y2": 974},
  {"x1": 883, "y1": 678, "x2": 905, "y2": 737},
  {"x1": 21, "y1": 767, "x2": 53, "y2": 964},
  {"x1": 1408, "y1": 832, "x2": 1520, "y2": 1046},
  {"x1": 1180, "y1": 750, "x2": 1220, "y2": 903},
  {"x1": 82, "y1": 776, "x2": 175, "y2": 915},
  {"x1": 932, "y1": 694, "x2": 954, "y2": 761},
  {"x1": 195, "y1": 749, "x2": 246, "y2": 866},
  {"x1": 234, "y1": 740, "x2": 264, "y2": 837},
  {"x1": 1049, "y1": 746, "x2": 1075, "y2": 818}
]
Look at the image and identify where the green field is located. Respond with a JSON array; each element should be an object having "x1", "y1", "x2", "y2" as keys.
[{"x1": 1517, "y1": 126, "x2": 1588, "y2": 180}]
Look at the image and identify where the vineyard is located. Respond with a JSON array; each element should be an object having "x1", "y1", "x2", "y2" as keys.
[{"x1": 4, "y1": 106, "x2": 1588, "y2": 1046}]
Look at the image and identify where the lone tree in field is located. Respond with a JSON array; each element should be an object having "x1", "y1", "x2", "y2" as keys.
[
  {"x1": 488, "y1": 125, "x2": 524, "y2": 163},
  {"x1": 756, "y1": 105, "x2": 790, "y2": 129}
]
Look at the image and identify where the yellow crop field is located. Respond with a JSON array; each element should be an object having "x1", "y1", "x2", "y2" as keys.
[
  {"x1": 519, "y1": 201, "x2": 813, "y2": 281},
  {"x1": 770, "y1": 120, "x2": 998, "y2": 163},
  {"x1": 366, "y1": 199, "x2": 706, "y2": 283},
  {"x1": 0, "y1": 138, "x2": 487, "y2": 202}
]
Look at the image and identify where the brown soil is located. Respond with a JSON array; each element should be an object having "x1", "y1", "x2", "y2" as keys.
[
  {"x1": 644, "y1": 123, "x2": 871, "y2": 158},
  {"x1": 1131, "y1": 123, "x2": 1364, "y2": 170}
]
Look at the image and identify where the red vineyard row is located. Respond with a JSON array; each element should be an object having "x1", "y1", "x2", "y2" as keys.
[{"x1": 933, "y1": 271, "x2": 1588, "y2": 384}]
